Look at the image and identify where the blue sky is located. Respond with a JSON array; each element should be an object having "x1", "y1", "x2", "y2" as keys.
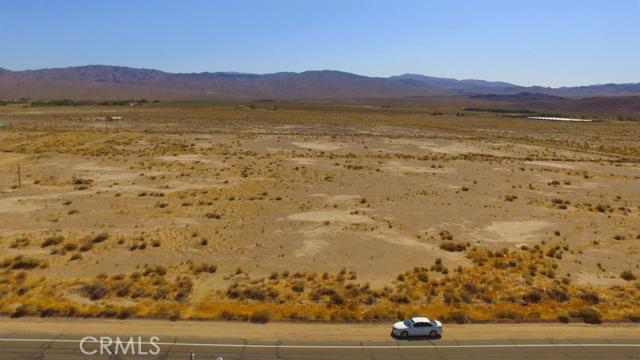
[{"x1": 1, "y1": 0, "x2": 638, "y2": 87}]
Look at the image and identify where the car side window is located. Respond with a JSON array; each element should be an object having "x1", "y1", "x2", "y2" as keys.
[{"x1": 415, "y1": 322, "x2": 429, "y2": 327}]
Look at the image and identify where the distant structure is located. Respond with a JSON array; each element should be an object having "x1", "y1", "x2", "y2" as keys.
[
  {"x1": 526, "y1": 116, "x2": 594, "y2": 122},
  {"x1": 98, "y1": 116, "x2": 123, "y2": 129}
]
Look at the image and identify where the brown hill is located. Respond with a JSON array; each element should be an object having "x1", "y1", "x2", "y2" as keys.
[{"x1": 0, "y1": 65, "x2": 639, "y2": 100}]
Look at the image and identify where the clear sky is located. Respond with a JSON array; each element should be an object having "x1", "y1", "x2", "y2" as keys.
[{"x1": 1, "y1": 0, "x2": 638, "y2": 87}]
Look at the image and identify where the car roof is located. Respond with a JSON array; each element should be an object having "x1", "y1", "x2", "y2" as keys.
[{"x1": 411, "y1": 317, "x2": 431, "y2": 323}]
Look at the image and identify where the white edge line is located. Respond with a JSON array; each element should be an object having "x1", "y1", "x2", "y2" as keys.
[{"x1": 0, "y1": 338, "x2": 638, "y2": 349}]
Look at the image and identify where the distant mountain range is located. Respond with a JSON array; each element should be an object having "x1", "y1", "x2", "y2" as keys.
[
  {"x1": 0, "y1": 65, "x2": 639, "y2": 100},
  {"x1": 469, "y1": 92, "x2": 566, "y2": 101}
]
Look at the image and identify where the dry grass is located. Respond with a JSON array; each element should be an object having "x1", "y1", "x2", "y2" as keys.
[
  {"x1": 0, "y1": 102, "x2": 639, "y2": 323},
  {"x1": 0, "y1": 244, "x2": 637, "y2": 323}
]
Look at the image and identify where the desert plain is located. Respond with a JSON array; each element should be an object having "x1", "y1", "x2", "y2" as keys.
[{"x1": 0, "y1": 101, "x2": 638, "y2": 324}]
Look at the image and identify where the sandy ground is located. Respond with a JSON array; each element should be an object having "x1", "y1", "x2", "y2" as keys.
[
  {"x1": 0, "y1": 103, "x2": 639, "y2": 322},
  {"x1": 1, "y1": 124, "x2": 637, "y2": 286}
]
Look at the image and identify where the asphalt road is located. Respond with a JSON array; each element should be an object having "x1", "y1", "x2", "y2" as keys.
[{"x1": 0, "y1": 336, "x2": 639, "y2": 359}]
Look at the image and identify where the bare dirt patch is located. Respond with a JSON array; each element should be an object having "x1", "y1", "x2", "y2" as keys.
[
  {"x1": 291, "y1": 141, "x2": 344, "y2": 151},
  {"x1": 474, "y1": 220, "x2": 552, "y2": 243},
  {"x1": 286, "y1": 210, "x2": 372, "y2": 223}
]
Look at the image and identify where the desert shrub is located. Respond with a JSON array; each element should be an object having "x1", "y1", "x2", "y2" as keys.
[
  {"x1": 546, "y1": 287, "x2": 570, "y2": 302},
  {"x1": 117, "y1": 307, "x2": 136, "y2": 319},
  {"x1": 292, "y1": 281, "x2": 305, "y2": 293},
  {"x1": 242, "y1": 288, "x2": 266, "y2": 301},
  {"x1": 439, "y1": 242, "x2": 467, "y2": 252},
  {"x1": 72, "y1": 177, "x2": 93, "y2": 185},
  {"x1": 1, "y1": 256, "x2": 46, "y2": 270},
  {"x1": 311, "y1": 287, "x2": 337, "y2": 301},
  {"x1": 570, "y1": 308, "x2": 602, "y2": 324},
  {"x1": 115, "y1": 284, "x2": 131, "y2": 297},
  {"x1": 82, "y1": 283, "x2": 109, "y2": 300},
  {"x1": 16, "y1": 285, "x2": 30, "y2": 295},
  {"x1": 496, "y1": 310, "x2": 523, "y2": 321},
  {"x1": 72, "y1": 177, "x2": 93, "y2": 190},
  {"x1": 330, "y1": 293, "x2": 345, "y2": 305},
  {"x1": 460, "y1": 291, "x2": 473, "y2": 304},
  {"x1": 40, "y1": 307, "x2": 59, "y2": 317},
  {"x1": 249, "y1": 310, "x2": 271, "y2": 324},
  {"x1": 527, "y1": 311, "x2": 541, "y2": 320},
  {"x1": 462, "y1": 283, "x2": 479, "y2": 294},
  {"x1": 416, "y1": 271, "x2": 429, "y2": 283},
  {"x1": 219, "y1": 310, "x2": 235, "y2": 321},
  {"x1": 91, "y1": 232, "x2": 109, "y2": 243},
  {"x1": 627, "y1": 313, "x2": 640, "y2": 322},
  {"x1": 443, "y1": 311, "x2": 469, "y2": 324},
  {"x1": 41, "y1": 235, "x2": 64, "y2": 247},
  {"x1": 174, "y1": 288, "x2": 190, "y2": 302},
  {"x1": 63, "y1": 242, "x2": 78, "y2": 251},
  {"x1": 193, "y1": 263, "x2": 217, "y2": 274},
  {"x1": 620, "y1": 270, "x2": 636, "y2": 281},
  {"x1": 130, "y1": 287, "x2": 146, "y2": 299},
  {"x1": 389, "y1": 294, "x2": 409, "y2": 304},
  {"x1": 143, "y1": 265, "x2": 167, "y2": 276},
  {"x1": 79, "y1": 241, "x2": 93, "y2": 252},
  {"x1": 174, "y1": 276, "x2": 193, "y2": 301},
  {"x1": 579, "y1": 291, "x2": 600, "y2": 305},
  {"x1": 546, "y1": 246, "x2": 560, "y2": 258},
  {"x1": 11, "y1": 304, "x2": 38, "y2": 318},
  {"x1": 522, "y1": 290, "x2": 542, "y2": 304},
  {"x1": 69, "y1": 253, "x2": 82, "y2": 261},
  {"x1": 152, "y1": 286, "x2": 171, "y2": 300},
  {"x1": 10, "y1": 237, "x2": 30, "y2": 249}
]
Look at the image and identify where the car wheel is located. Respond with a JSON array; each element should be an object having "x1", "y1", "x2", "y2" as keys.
[
  {"x1": 400, "y1": 331, "x2": 409, "y2": 338},
  {"x1": 429, "y1": 330, "x2": 437, "y2": 337}
]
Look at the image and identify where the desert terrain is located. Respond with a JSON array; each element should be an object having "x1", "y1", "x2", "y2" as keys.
[{"x1": 0, "y1": 101, "x2": 638, "y2": 324}]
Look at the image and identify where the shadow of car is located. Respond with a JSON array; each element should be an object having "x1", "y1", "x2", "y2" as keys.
[{"x1": 390, "y1": 332, "x2": 442, "y2": 341}]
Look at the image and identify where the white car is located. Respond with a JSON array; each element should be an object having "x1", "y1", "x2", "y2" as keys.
[{"x1": 391, "y1": 317, "x2": 443, "y2": 338}]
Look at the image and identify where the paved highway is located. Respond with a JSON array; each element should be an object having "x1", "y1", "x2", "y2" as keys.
[{"x1": 0, "y1": 336, "x2": 639, "y2": 359}]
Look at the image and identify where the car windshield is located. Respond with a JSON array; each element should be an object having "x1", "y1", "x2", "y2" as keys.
[{"x1": 403, "y1": 319, "x2": 415, "y2": 327}]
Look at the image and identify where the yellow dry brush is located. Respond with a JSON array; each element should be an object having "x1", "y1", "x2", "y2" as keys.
[{"x1": 1, "y1": 245, "x2": 638, "y2": 324}]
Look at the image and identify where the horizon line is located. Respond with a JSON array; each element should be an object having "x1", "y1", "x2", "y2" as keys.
[{"x1": 2, "y1": 64, "x2": 639, "y2": 89}]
